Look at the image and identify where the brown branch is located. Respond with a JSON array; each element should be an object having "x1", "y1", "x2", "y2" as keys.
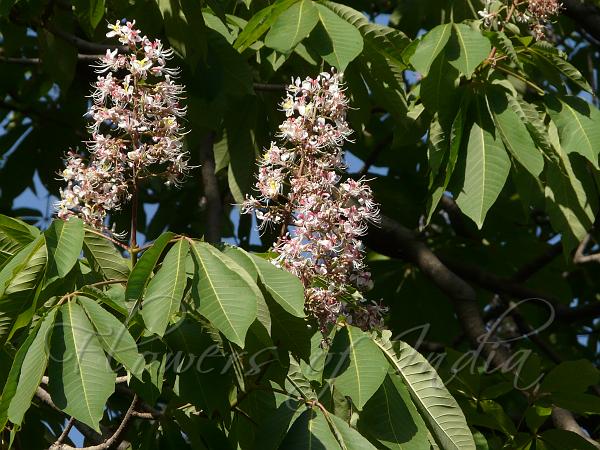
[
  {"x1": 50, "y1": 395, "x2": 138, "y2": 450},
  {"x1": 0, "y1": 53, "x2": 103, "y2": 64},
  {"x1": 552, "y1": 407, "x2": 600, "y2": 448},
  {"x1": 199, "y1": 132, "x2": 221, "y2": 244},
  {"x1": 574, "y1": 233, "x2": 600, "y2": 264},
  {"x1": 45, "y1": 24, "x2": 128, "y2": 54},
  {"x1": 365, "y1": 214, "x2": 599, "y2": 444}
]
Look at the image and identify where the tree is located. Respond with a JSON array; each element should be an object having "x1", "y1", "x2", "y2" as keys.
[{"x1": 0, "y1": 0, "x2": 600, "y2": 449}]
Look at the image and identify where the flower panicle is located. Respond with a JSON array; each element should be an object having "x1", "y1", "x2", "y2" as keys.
[
  {"x1": 57, "y1": 20, "x2": 189, "y2": 229},
  {"x1": 242, "y1": 70, "x2": 387, "y2": 332}
]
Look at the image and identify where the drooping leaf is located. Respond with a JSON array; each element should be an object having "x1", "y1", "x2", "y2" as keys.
[
  {"x1": 486, "y1": 86, "x2": 544, "y2": 177},
  {"x1": 280, "y1": 408, "x2": 341, "y2": 449},
  {"x1": 324, "y1": 325, "x2": 388, "y2": 410},
  {"x1": 328, "y1": 414, "x2": 377, "y2": 449},
  {"x1": 233, "y1": 0, "x2": 296, "y2": 51},
  {"x1": 125, "y1": 232, "x2": 174, "y2": 303},
  {"x1": 189, "y1": 242, "x2": 257, "y2": 346},
  {"x1": 0, "y1": 236, "x2": 47, "y2": 343},
  {"x1": 141, "y1": 239, "x2": 188, "y2": 336},
  {"x1": 0, "y1": 214, "x2": 39, "y2": 269},
  {"x1": 545, "y1": 94, "x2": 600, "y2": 168},
  {"x1": 410, "y1": 23, "x2": 452, "y2": 76},
  {"x1": 264, "y1": 0, "x2": 320, "y2": 53},
  {"x1": 448, "y1": 24, "x2": 491, "y2": 78},
  {"x1": 374, "y1": 333, "x2": 476, "y2": 450},
  {"x1": 45, "y1": 217, "x2": 84, "y2": 279},
  {"x1": 48, "y1": 301, "x2": 116, "y2": 431},
  {"x1": 78, "y1": 296, "x2": 144, "y2": 378},
  {"x1": 529, "y1": 45, "x2": 592, "y2": 93},
  {"x1": 0, "y1": 319, "x2": 41, "y2": 430},
  {"x1": 310, "y1": 4, "x2": 363, "y2": 70},
  {"x1": 7, "y1": 308, "x2": 57, "y2": 425},
  {"x1": 82, "y1": 229, "x2": 130, "y2": 281},
  {"x1": 358, "y1": 374, "x2": 431, "y2": 450},
  {"x1": 455, "y1": 97, "x2": 510, "y2": 228}
]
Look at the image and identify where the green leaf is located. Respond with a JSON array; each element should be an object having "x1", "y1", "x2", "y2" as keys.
[
  {"x1": 264, "y1": 0, "x2": 319, "y2": 53},
  {"x1": 280, "y1": 408, "x2": 341, "y2": 449},
  {"x1": 448, "y1": 24, "x2": 491, "y2": 78},
  {"x1": 310, "y1": 4, "x2": 363, "y2": 70},
  {"x1": 539, "y1": 429, "x2": 599, "y2": 450},
  {"x1": 488, "y1": 31, "x2": 521, "y2": 69},
  {"x1": 549, "y1": 392, "x2": 600, "y2": 414},
  {"x1": 82, "y1": 229, "x2": 130, "y2": 281},
  {"x1": 7, "y1": 308, "x2": 57, "y2": 425},
  {"x1": 0, "y1": 214, "x2": 39, "y2": 269},
  {"x1": 410, "y1": 23, "x2": 452, "y2": 76},
  {"x1": 455, "y1": 98, "x2": 510, "y2": 228},
  {"x1": 221, "y1": 247, "x2": 272, "y2": 333},
  {"x1": 255, "y1": 400, "x2": 304, "y2": 450},
  {"x1": 0, "y1": 236, "x2": 47, "y2": 343},
  {"x1": 541, "y1": 360, "x2": 599, "y2": 394},
  {"x1": 48, "y1": 301, "x2": 116, "y2": 431},
  {"x1": 249, "y1": 254, "x2": 305, "y2": 318},
  {"x1": 189, "y1": 242, "x2": 257, "y2": 346},
  {"x1": 529, "y1": 45, "x2": 592, "y2": 93},
  {"x1": 126, "y1": 232, "x2": 174, "y2": 303},
  {"x1": 233, "y1": 0, "x2": 296, "y2": 52},
  {"x1": 142, "y1": 239, "x2": 188, "y2": 336},
  {"x1": 374, "y1": 333, "x2": 476, "y2": 450},
  {"x1": 324, "y1": 325, "x2": 388, "y2": 410},
  {"x1": 328, "y1": 414, "x2": 377, "y2": 449},
  {"x1": 486, "y1": 86, "x2": 544, "y2": 176},
  {"x1": 73, "y1": 0, "x2": 105, "y2": 33},
  {"x1": 544, "y1": 122, "x2": 596, "y2": 253},
  {"x1": 358, "y1": 374, "x2": 431, "y2": 450},
  {"x1": 0, "y1": 319, "x2": 41, "y2": 430},
  {"x1": 545, "y1": 94, "x2": 600, "y2": 168},
  {"x1": 89, "y1": 0, "x2": 105, "y2": 28},
  {"x1": 78, "y1": 296, "x2": 144, "y2": 379},
  {"x1": 38, "y1": 21, "x2": 77, "y2": 92},
  {"x1": 45, "y1": 217, "x2": 84, "y2": 279}
]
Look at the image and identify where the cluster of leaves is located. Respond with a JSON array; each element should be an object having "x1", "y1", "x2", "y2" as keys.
[
  {"x1": 1, "y1": 0, "x2": 600, "y2": 449},
  {"x1": 0, "y1": 214, "x2": 474, "y2": 448}
]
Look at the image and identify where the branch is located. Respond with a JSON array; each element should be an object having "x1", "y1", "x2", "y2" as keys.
[
  {"x1": 552, "y1": 407, "x2": 600, "y2": 449},
  {"x1": 574, "y1": 233, "x2": 600, "y2": 264},
  {"x1": 365, "y1": 214, "x2": 599, "y2": 444},
  {"x1": 45, "y1": 24, "x2": 128, "y2": 54},
  {"x1": 0, "y1": 52, "x2": 102, "y2": 64},
  {"x1": 50, "y1": 395, "x2": 138, "y2": 450},
  {"x1": 252, "y1": 82, "x2": 286, "y2": 92},
  {"x1": 198, "y1": 132, "x2": 221, "y2": 244}
]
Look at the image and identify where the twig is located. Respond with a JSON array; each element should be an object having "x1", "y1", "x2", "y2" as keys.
[
  {"x1": 45, "y1": 24, "x2": 128, "y2": 54},
  {"x1": 53, "y1": 417, "x2": 75, "y2": 447},
  {"x1": 253, "y1": 83, "x2": 287, "y2": 92}
]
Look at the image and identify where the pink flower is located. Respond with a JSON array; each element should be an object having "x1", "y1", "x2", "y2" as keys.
[{"x1": 243, "y1": 70, "x2": 384, "y2": 332}]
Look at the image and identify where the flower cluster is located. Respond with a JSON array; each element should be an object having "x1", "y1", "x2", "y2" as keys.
[
  {"x1": 525, "y1": 0, "x2": 562, "y2": 40},
  {"x1": 478, "y1": 0, "x2": 561, "y2": 40},
  {"x1": 242, "y1": 71, "x2": 387, "y2": 332},
  {"x1": 57, "y1": 20, "x2": 188, "y2": 229}
]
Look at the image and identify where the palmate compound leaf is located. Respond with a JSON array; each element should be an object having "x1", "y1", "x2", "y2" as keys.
[
  {"x1": 45, "y1": 217, "x2": 84, "y2": 280},
  {"x1": 78, "y1": 296, "x2": 145, "y2": 379},
  {"x1": 189, "y1": 242, "x2": 257, "y2": 347},
  {"x1": 7, "y1": 308, "x2": 57, "y2": 425},
  {"x1": 141, "y1": 239, "x2": 188, "y2": 337},
  {"x1": 373, "y1": 331, "x2": 476, "y2": 450},
  {"x1": 324, "y1": 325, "x2": 388, "y2": 410},
  {"x1": 48, "y1": 300, "x2": 116, "y2": 431}
]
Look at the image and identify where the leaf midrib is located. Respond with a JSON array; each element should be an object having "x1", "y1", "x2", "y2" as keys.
[{"x1": 67, "y1": 302, "x2": 94, "y2": 423}]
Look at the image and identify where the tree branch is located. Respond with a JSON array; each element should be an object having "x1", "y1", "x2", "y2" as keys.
[
  {"x1": 45, "y1": 24, "x2": 128, "y2": 54},
  {"x1": 574, "y1": 233, "x2": 600, "y2": 264},
  {"x1": 198, "y1": 132, "x2": 221, "y2": 244}
]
